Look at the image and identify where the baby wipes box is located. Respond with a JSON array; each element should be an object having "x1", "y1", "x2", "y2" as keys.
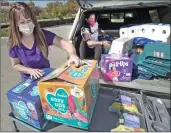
[
  {"x1": 109, "y1": 37, "x2": 133, "y2": 55},
  {"x1": 101, "y1": 54, "x2": 133, "y2": 82},
  {"x1": 6, "y1": 68, "x2": 54, "y2": 130},
  {"x1": 38, "y1": 60, "x2": 99, "y2": 130}
]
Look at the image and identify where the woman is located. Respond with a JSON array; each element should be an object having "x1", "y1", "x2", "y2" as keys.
[
  {"x1": 80, "y1": 14, "x2": 110, "y2": 62},
  {"x1": 8, "y1": 2, "x2": 82, "y2": 81}
]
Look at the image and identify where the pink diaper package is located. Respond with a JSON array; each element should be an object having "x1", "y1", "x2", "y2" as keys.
[{"x1": 100, "y1": 54, "x2": 133, "y2": 82}]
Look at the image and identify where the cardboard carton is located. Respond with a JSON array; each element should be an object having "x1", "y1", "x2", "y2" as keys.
[
  {"x1": 101, "y1": 54, "x2": 133, "y2": 82},
  {"x1": 38, "y1": 60, "x2": 99, "y2": 129},
  {"x1": 6, "y1": 68, "x2": 54, "y2": 129}
]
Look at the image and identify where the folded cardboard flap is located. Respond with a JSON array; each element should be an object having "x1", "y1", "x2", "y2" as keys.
[
  {"x1": 39, "y1": 60, "x2": 97, "y2": 86},
  {"x1": 39, "y1": 62, "x2": 69, "y2": 82}
]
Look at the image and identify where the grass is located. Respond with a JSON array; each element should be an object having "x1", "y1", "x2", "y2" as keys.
[{"x1": 0, "y1": 27, "x2": 10, "y2": 37}]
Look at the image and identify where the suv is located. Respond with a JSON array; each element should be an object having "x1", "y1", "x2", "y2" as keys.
[{"x1": 69, "y1": 0, "x2": 171, "y2": 96}]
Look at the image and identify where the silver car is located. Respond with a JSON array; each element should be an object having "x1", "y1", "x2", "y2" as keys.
[{"x1": 69, "y1": 0, "x2": 170, "y2": 94}]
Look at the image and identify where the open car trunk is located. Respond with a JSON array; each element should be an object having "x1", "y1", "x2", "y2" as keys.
[
  {"x1": 72, "y1": 1, "x2": 170, "y2": 96},
  {"x1": 69, "y1": 2, "x2": 171, "y2": 131}
]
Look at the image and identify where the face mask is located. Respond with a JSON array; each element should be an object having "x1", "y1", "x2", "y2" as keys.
[
  {"x1": 88, "y1": 20, "x2": 95, "y2": 27},
  {"x1": 19, "y1": 21, "x2": 35, "y2": 36}
]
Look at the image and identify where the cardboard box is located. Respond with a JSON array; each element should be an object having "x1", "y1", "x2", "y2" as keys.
[
  {"x1": 6, "y1": 68, "x2": 54, "y2": 129},
  {"x1": 38, "y1": 60, "x2": 99, "y2": 129},
  {"x1": 101, "y1": 54, "x2": 133, "y2": 82}
]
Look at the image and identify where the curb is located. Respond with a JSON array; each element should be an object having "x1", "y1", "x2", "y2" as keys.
[
  {"x1": 1, "y1": 17, "x2": 75, "y2": 37},
  {"x1": 1, "y1": 17, "x2": 75, "y2": 29},
  {"x1": 1, "y1": 37, "x2": 9, "y2": 39}
]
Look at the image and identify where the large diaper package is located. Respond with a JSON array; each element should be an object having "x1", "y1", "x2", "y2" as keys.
[
  {"x1": 6, "y1": 68, "x2": 54, "y2": 129},
  {"x1": 119, "y1": 23, "x2": 170, "y2": 44},
  {"x1": 38, "y1": 60, "x2": 99, "y2": 129},
  {"x1": 100, "y1": 54, "x2": 133, "y2": 82}
]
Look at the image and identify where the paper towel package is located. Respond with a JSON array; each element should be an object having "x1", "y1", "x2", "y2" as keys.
[
  {"x1": 127, "y1": 26, "x2": 139, "y2": 38},
  {"x1": 146, "y1": 24, "x2": 161, "y2": 41},
  {"x1": 119, "y1": 27, "x2": 129, "y2": 37},
  {"x1": 101, "y1": 54, "x2": 133, "y2": 82},
  {"x1": 119, "y1": 23, "x2": 171, "y2": 44},
  {"x1": 157, "y1": 24, "x2": 170, "y2": 43},
  {"x1": 109, "y1": 37, "x2": 133, "y2": 55},
  {"x1": 137, "y1": 24, "x2": 149, "y2": 37},
  {"x1": 6, "y1": 68, "x2": 54, "y2": 129},
  {"x1": 144, "y1": 23, "x2": 170, "y2": 43},
  {"x1": 38, "y1": 60, "x2": 99, "y2": 129}
]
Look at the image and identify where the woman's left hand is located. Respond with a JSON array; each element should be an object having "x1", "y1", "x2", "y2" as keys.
[
  {"x1": 68, "y1": 54, "x2": 83, "y2": 67},
  {"x1": 102, "y1": 41, "x2": 111, "y2": 47}
]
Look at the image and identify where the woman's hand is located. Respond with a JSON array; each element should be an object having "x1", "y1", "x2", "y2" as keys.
[
  {"x1": 102, "y1": 41, "x2": 111, "y2": 47},
  {"x1": 27, "y1": 68, "x2": 44, "y2": 79},
  {"x1": 68, "y1": 54, "x2": 82, "y2": 67}
]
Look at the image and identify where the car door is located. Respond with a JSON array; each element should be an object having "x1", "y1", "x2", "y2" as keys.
[{"x1": 68, "y1": 8, "x2": 82, "y2": 42}]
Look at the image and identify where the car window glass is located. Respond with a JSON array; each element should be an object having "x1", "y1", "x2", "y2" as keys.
[
  {"x1": 100, "y1": 14, "x2": 110, "y2": 19},
  {"x1": 149, "y1": 9, "x2": 160, "y2": 23},
  {"x1": 158, "y1": 7, "x2": 171, "y2": 24},
  {"x1": 111, "y1": 13, "x2": 124, "y2": 23}
]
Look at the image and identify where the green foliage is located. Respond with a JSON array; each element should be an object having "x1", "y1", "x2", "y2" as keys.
[
  {"x1": 0, "y1": 9, "x2": 9, "y2": 23},
  {"x1": 1, "y1": 0, "x2": 78, "y2": 36},
  {"x1": 0, "y1": 28, "x2": 10, "y2": 37},
  {"x1": 46, "y1": 0, "x2": 78, "y2": 19}
]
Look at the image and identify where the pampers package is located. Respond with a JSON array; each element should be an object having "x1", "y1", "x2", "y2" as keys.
[
  {"x1": 101, "y1": 54, "x2": 133, "y2": 82},
  {"x1": 6, "y1": 68, "x2": 54, "y2": 130},
  {"x1": 38, "y1": 60, "x2": 99, "y2": 129}
]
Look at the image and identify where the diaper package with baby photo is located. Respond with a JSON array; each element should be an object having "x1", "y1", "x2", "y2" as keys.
[
  {"x1": 38, "y1": 60, "x2": 99, "y2": 129},
  {"x1": 6, "y1": 68, "x2": 54, "y2": 129},
  {"x1": 111, "y1": 113, "x2": 145, "y2": 132},
  {"x1": 101, "y1": 54, "x2": 133, "y2": 82}
]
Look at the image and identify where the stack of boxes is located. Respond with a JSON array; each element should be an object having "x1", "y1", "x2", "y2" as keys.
[{"x1": 6, "y1": 60, "x2": 100, "y2": 130}]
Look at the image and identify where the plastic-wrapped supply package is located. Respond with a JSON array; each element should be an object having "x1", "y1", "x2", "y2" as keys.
[
  {"x1": 127, "y1": 26, "x2": 139, "y2": 38},
  {"x1": 157, "y1": 24, "x2": 170, "y2": 44},
  {"x1": 108, "y1": 37, "x2": 133, "y2": 55},
  {"x1": 119, "y1": 23, "x2": 170, "y2": 44},
  {"x1": 119, "y1": 27, "x2": 129, "y2": 37}
]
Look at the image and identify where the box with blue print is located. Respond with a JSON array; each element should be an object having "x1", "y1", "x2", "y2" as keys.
[{"x1": 6, "y1": 68, "x2": 53, "y2": 129}]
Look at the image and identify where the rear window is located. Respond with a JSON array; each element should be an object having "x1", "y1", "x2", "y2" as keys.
[
  {"x1": 149, "y1": 9, "x2": 160, "y2": 23},
  {"x1": 99, "y1": 11, "x2": 138, "y2": 24},
  {"x1": 97, "y1": 6, "x2": 170, "y2": 30},
  {"x1": 149, "y1": 7, "x2": 171, "y2": 24},
  {"x1": 111, "y1": 13, "x2": 124, "y2": 23},
  {"x1": 158, "y1": 7, "x2": 171, "y2": 24}
]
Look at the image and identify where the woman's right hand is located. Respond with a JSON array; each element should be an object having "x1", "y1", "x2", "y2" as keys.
[{"x1": 27, "y1": 68, "x2": 44, "y2": 79}]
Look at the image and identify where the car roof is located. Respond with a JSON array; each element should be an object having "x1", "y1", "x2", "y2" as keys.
[{"x1": 76, "y1": 0, "x2": 170, "y2": 10}]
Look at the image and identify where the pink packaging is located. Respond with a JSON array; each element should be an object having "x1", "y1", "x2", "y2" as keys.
[{"x1": 100, "y1": 54, "x2": 133, "y2": 82}]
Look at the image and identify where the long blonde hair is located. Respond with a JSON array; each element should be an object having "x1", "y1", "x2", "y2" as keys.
[{"x1": 8, "y1": 2, "x2": 48, "y2": 58}]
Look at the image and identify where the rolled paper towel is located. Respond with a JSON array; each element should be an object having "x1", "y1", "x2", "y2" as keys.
[
  {"x1": 146, "y1": 24, "x2": 161, "y2": 41},
  {"x1": 127, "y1": 26, "x2": 139, "y2": 38},
  {"x1": 158, "y1": 24, "x2": 170, "y2": 43},
  {"x1": 109, "y1": 37, "x2": 133, "y2": 55},
  {"x1": 137, "y1": 24, "x2": 149, "y2": 38},
  {"x1": 119, "y1": 27, "x2": 129, "y2": 37}
]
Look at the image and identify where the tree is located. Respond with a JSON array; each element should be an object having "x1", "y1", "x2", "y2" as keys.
[
  {"x1": 0, "y1": 9, "x2": 9, "y2": 23},
  {"x1": 28, "y1": 0, "x2": 35, "y2": 8},
  {"x1": 28, "y1": 0, "x2": 40, "y2": 16},
  {"x1": 67, "y1": 0, "x2": 78, "y2": 14}
]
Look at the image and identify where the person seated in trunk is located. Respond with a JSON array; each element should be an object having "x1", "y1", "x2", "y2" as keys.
[{"x1": 79, "y1": 13, "x2": 110, "y2": 62}]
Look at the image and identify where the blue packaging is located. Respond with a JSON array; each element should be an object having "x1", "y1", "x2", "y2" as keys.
[{"x1": 6, "y1": 68, "x2": 54, "y2": 129}]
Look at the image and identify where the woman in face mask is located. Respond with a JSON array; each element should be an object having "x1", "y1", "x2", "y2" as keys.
[
  {"x1": 8, "y1": 2, "x2": 82, "y2": 81},
  {"x1": 80, "y1": 14, "x2": 110, "y2": 63}
]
